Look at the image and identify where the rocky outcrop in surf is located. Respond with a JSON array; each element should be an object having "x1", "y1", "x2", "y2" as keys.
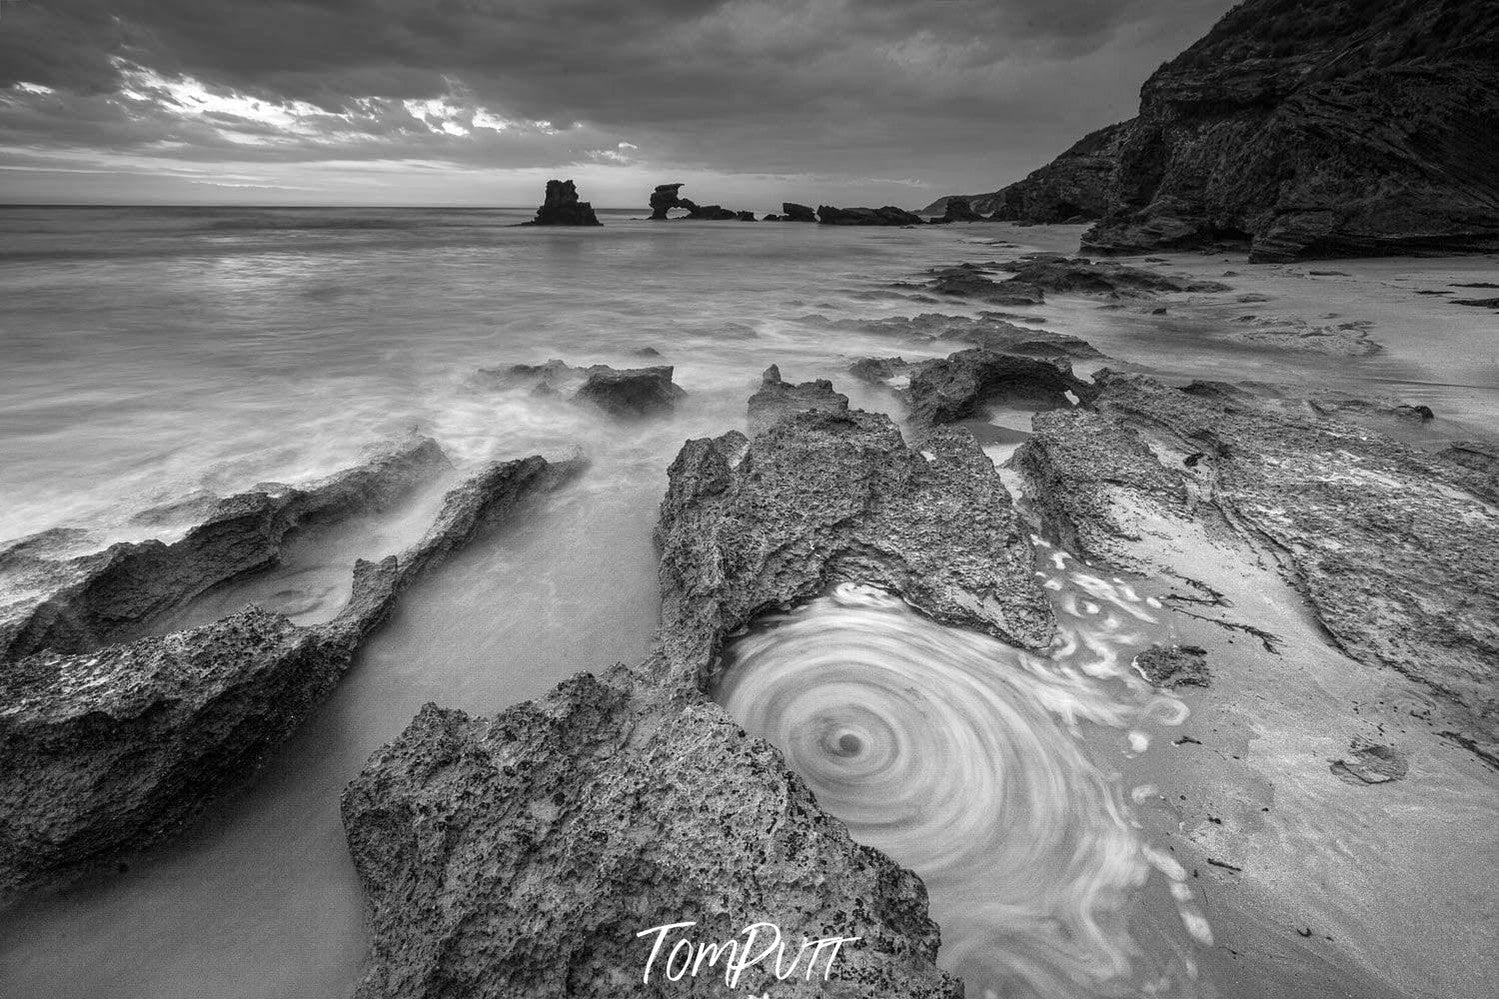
[
  {"x1": 341, "y1": 384, "x2": 1058, "y2": 998},
  {"x1": 818, "y1": 205, "x2": 925, "y2": 226},
  {"x1": 1014, "y1": 370, "x2": 1498, "y2": 765},
  {"x1": 927, "y1": 196, "x2": 984, "y2": 224},
  {"x1": 781, "y1": 202, "x2": 817, "y2": 222},
  {"x1": 926, "y1": 0, "x2": 1499, "y2": 261},
  {"x1": 573, "y1": 365, "x2": 687, "y2": 418},
  {"x1": 0, "y1": 449, "x2": 585, "y2": 901},
  {"x1": 806, "y1": 312, "x2": 1103, "y2": 361},
  {"x1": 902, "y1": 349, "x2": 1095, "y2": 429},
  {"x1": 482, "y1": 359, "x2": 687, "y2": 418},
  {"x1": 0, "y1": 435, "x2": 448, "y2": 662},
  {"x1": 648, "y1": 183, "x2": 756, "y2": 221},
  {"x1": 747, "y1": 364, "x2": 849, "y2": 433},
  {"x1": 522, "y1": 179, "x2": 602, "y2": 226}
]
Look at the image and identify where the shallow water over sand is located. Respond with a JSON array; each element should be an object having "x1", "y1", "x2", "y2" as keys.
[{"x1": 0, "y1": 207, "x2": 1494, "y2": 997}]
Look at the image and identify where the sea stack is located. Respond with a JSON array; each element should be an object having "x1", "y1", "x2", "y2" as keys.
[{"x1": 523, "y1": 179, "x2": 602, "y2": 226}]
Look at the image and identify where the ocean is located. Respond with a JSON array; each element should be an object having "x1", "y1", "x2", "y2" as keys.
[{"x1": 0, "y1": 205, "x2": 1495, "y2": 998}]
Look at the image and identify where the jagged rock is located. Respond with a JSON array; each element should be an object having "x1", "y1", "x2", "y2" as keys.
[
  {"x1": 997, "y1": 254, "x2": 1231, "y2": 296},
  {"x1": 481, "y1": 359, "x2": 688, "y2": 418},
  {"x1": 1085, "y1": 0, "x2": 1499, "y2": 260},
  {"x1": 817, "y1": 205, "x2": 925, "y2": 227},
  {"x1": 781, "y1": 202, "x2": 817, "y2": 222},
  {"x1": 926, "y1": 196, "x2": 986, "y2": 224},
  {"x1": 848, "y1": 356, "x2": 912, "y2": 384},
  {"x1": 0, "y1": 436, "x2": 449, "y2": 663},
  {"x1": 1134, "y1": 645, "x2": 1211, "y2": 688},
  {"x1": 925, "y1": 266, "x2": 1046, "y2": 306},
  {"x1": 649, "y1": 184, "x2": 753, "y2": 221},
  {"x1": 341, "y1": 400, "x2": 1057, "y2": 998},
  {"x1": 927, "y1": 1, "x2": 1499, "y2": 261},
  {"x1": 648, "y1": 182, "x2": 686, "y2": 219},
  {"x1": 573, "y1": 365, "x2": 686, "y2": 418},
  {"x1": 902, "y1": 349, "x2": 1096, "y2": 428},
  {"x1": 0, "y1": 454, "x2": 585, "y2": 900},
  {"x1": 1014, "y1": 371, "x2": 1499, "y2": 765},
  {"x1": 521, "y1": 179, "x2": 602, "y2": 227},
  {"x1": 746, "y1": 365, "x2": 850, "y2": 433},
  {"x1": 925, "y1": 121, "x2": 1133, "y2": 222}
]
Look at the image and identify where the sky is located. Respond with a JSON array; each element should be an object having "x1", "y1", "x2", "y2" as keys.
[{"x1": 0, "y1": 0, "x2": 1237, "y2": 208}]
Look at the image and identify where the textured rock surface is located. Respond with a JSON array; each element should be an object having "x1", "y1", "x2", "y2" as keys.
[
  {"x1": 746, "y1": 364, "x2": 850, "y2": 433},
  {"x1": 521, "y1": 179, "x2": 602, "y2": 227},
  {"x1": 902, "y1": 349, "x2": 1095, "y2": 429},
  {"x1": 482, "y1": 359, "x2": 687, "y2": 418},
  {"x1": 0, "y1": 454, "x2": 584, "y2": 901},
  {"x1": 817, "y1": 205, "x2": 925, "y2": 226},
  {"x1": 924, "y1": 120, "x2": 1133, "y2": 222},
  {"x1": 805, "y1": 312, "x2": 1103, "y2": 361},
  {"x1": 996, "y1": 254, "x2": 1230, "y2": 297},
  {"x1": 1015, "y1": 371, "x2": 1499, "y2": 765},
  {"x1": 342, "y1": 390, "x2": 1058, "y2": 997},
  {"x1": 929, "y1": 0, "x2": 1499, "y2": 261},
  {"x1": 573, "y1": 365, "x2": 687, "y2": 418},
  {"x1": 0, "y1": 435, "x2": 449, "y2": 663}
]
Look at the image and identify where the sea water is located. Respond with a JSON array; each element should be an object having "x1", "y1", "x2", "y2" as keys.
[{"x1": 0, "y1": 205, "x2": 1493, "y2": 998}]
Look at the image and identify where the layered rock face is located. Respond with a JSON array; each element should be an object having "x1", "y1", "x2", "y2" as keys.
[
  {"x1": 923, "y1": 121, "x2": 1131, "y2": 222},
  {"x1": 930, "y1": 0, "x2": 1499, "y2": 261},
  {"x1": 0, "y1": 436, "x2": 447, "y2": 662},
  {"x1": 1014, "y1": 371, "x2": 1498, "y2": 765},
  {"x1": 522, "y1": 179, "x2": 602, "y2": 226},
  {"x1": 0, "y1": 449, "x2": 585, "y2": 899},
  {"x1": 342, "y1": 390, "x2": 1058, "y2": 998}
]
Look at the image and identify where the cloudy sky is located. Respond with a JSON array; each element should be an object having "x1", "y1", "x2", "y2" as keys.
[{"x1": 0, "y1": 0, "x2": 1235, "y2": 208}]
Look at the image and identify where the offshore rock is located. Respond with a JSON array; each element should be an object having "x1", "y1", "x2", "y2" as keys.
[
  {"x1": 818, "y1": 205, "x2": 925, "y2": 227},
  {"x1": 572, "y1": 365, "x2": 687, "y2": 418},
  {"x1": 649, "y1": 182, "x2": 686, "y2": 220},
  {"x1": 1015, "y1": 371, "x2": 1498, "y2": 765},
  {"x1": 746, "y1": 364, "x2": 849, "y2": 433},
  {"x1": 0, "y1": 435, "x2": 449, "y2": 663},
  {"x1": 0, "y1": 454, "x2": 586, "y2": 901},
  {"x1": 522, "y1": 179, "x2": 602, "y2": 227},
  {"x1": 342, "y1": 400, "x2": 1058, "y2": 998},
  {"x1": 781, "y1": 202, "x2": 817, "y2": 222},
  {"x1": 903, "y1": 349, "x2": 1096, "y2": 429}
]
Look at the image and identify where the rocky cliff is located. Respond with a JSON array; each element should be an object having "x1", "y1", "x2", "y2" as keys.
[{"x1": 933, "y1": 0, "x2": 1499, "y2": 261}]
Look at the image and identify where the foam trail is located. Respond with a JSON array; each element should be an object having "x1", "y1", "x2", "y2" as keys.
[{"x1": 716, "y1": 564, "x2": 1204, "y2": 998}]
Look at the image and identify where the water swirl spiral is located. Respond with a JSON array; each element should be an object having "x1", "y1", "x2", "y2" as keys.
[{"x1": 715, "y1": 566, "x2": 1203, "y2": 999}]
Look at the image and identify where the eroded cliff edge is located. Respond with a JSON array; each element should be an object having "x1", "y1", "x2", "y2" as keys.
[{"x1": 931, "y1": 0, "x2": 1499, "y2": 262}]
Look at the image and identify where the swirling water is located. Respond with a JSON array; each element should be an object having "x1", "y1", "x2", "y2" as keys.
[
  {"x1": 717, "y1": 555, "x2": 1206, "y2": 999},
  {"x1": 0, "y1": 205, "x2": 1493, "y2": 997}
]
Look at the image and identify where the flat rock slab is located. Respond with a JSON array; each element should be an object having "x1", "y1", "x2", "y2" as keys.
[{"x1": 1015, "y1": 371, "x2": 1498, "y2": 766}]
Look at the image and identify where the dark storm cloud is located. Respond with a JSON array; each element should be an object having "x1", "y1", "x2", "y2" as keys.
[{"x1": 0, "y1": 0, "x2": 1237, "y2": 201}]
